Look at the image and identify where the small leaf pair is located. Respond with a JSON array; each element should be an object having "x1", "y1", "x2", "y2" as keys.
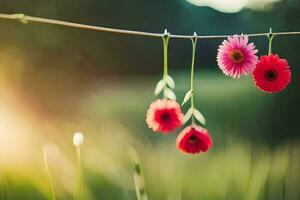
[
  {"x1": 154, "y1": 75, "x2": 176, "y2": 100},
  {"x1": 183, "y1": 108, "x2": 206, "y2": 125}
]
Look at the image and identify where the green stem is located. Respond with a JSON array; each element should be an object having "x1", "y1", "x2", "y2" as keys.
[
  {"x1": 74, "y1": 146, "x2": 83, "y2": 200},
  {"x1": 43, "y1": 152, "x2": 56, "y2": 200},
  {"x1": 190, "y1": 35, "x2": 197, "y2": 124},
  {"x1": 162, "y1": 32, "x2": 169, "y2": 98},
  {"x1": 162, "y1": 33, "x2": 169, "y2": 77},
  {"x1": 268, "y1": 33, "x2": 274, "y2": 55}
]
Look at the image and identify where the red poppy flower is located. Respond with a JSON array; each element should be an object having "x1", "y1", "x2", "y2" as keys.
[
  {"x1": 146, "y1": 99, "x2": 184, "y2": 134},
  {"x1": 252, "y1": 54, "x2": 291, "y2": 93},
  {"x1": 176, "y1": 125, "x2": 213, "y2": 154}
]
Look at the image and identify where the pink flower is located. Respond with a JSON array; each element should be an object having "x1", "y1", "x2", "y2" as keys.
[
  {"x1": 217, "y1": 35, "x2": 258, "y2": 78},
  {"x1": 146, "y1": 99, "x2": 184, "y2": 134},
  {"x1": 176, "y1": 125, "x2": 213, "y2": 154}
]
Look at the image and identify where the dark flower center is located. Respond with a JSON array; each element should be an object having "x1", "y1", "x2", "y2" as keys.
[
  {"x1": 230, "y1": 50, "x2": 244, "y2": 64},
  {"x1": 160, "y1": 113, "x2": 171, "y2": 122},
  {"x1": 188, "y1": 135, "x2": 198, "y2": 143},
  {"x1": 264, "y1": 69, "x2": 278, "y2": 81}
]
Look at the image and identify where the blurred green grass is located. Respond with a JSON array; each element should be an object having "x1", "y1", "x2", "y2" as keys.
[{"x1": 0, "y1": 72, "x2": 299, "y2": 200}]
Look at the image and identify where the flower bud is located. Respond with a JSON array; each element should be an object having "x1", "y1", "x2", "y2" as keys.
[{"x1": 73, "y1": 132, "x2": 84, "y2": 147}]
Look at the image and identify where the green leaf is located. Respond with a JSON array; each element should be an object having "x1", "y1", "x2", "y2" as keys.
[
  {"x1": 154, "y1": 79, "x2": 165, "y2": 96},
  {"x1": 193, "y1": 109, "x2": 206, "y2": 125},
  {"x1": 164, "y1": 75, "x2": 175, "y2": 89},
  {"x1": 165, "y1": 88, "x2": 176, "y2": 100},
  {"x1": 181, "y1": 90, "x2": 192, "y2": 106},
  {"x1": 183, "y1": 108, "x2": 193, "y2": 124}
]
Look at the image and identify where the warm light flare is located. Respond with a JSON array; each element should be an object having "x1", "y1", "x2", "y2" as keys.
[
  {"x1": 0, "y1": 98, "x2": 37, "y2": 169},
  {"x1": 0, "y1": 49, "x2": 44, "y2": 169}
]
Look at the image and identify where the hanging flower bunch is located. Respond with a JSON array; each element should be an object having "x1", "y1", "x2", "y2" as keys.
[
  {"x1": 146, "y1": 29, "x2": 292, "y2": 155},
  {"x1": 217, "y1": 29, "x2": 292, "y2": 93},
  {"x1": 177, "y1": 33, "x2": 213, "y2": 154},
  {"x1": 146, "y1": 30, "x2": 184, "y2": 134},
  {"x1": 146, "y1": 32, "x2": 213, "y2": 155}
]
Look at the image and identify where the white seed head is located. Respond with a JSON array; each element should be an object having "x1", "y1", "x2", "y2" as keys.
[{"x1": 73, "y1": 132, "x2": 84, "y2": 147}]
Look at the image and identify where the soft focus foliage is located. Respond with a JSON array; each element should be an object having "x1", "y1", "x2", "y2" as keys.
[{"x1": 1, "y1": 74, "x2": 300, "y2": 199}]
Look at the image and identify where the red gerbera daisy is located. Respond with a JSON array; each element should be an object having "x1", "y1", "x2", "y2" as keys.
[
  {"x1": 146, "y1": 99, "x2": 184, "y2": 134},
  {"x1": 176, "y1": 125, "x2": 213, "y2": 154},
  {"x1": 252, "y1": 54, "x2": 291, "y2": 93}
]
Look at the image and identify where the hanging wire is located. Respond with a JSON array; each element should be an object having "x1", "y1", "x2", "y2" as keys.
[{"x1": 0, "y1": 13, "x2": 300, "y2": 39}]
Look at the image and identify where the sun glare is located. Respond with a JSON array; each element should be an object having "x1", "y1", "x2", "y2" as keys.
[
  {"x1": 0, "y1": 98, "x2": 37, "y2": 169},
  {"x1": 186, "y1": 0, "x2": 280, "y2": 13}
]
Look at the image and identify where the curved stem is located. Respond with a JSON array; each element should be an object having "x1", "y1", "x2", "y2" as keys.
[{"x1": 190, "y1": 35, "x2": 198, "y2": 124}]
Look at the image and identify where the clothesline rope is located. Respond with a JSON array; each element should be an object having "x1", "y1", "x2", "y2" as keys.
[{"x1": 0, "y1": 13, "x2": 300, "y2": 39}]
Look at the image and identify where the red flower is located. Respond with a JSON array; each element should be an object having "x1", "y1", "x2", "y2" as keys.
[
  {"x1": 252, "y1": 54, "x2": 291, "y2": 93},
  {"x1": 146, "y1": 99, "x2": 184, "y2": 134},
  {"x1": 176, "y1": 125, "x2": 213, "y2": 154}
]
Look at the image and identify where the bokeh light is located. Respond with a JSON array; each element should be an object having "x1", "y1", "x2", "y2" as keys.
[{"x1": 186, "y1": 0, "x2": 281, "y2": 13}]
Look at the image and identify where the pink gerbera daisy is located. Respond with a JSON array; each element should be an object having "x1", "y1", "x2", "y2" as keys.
[
  {"x1": 252, "y1": 54, "x2": 291, "y2": 93},
  {"x1": 176, "y1": 125, "x2": 213, "y2": 154},
  {"x1": 146, "y1": 99, "x2": 184, "y2": 134},
  {"x1": 217, "y1": 35, "x2": 259, "y2": 78}
]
